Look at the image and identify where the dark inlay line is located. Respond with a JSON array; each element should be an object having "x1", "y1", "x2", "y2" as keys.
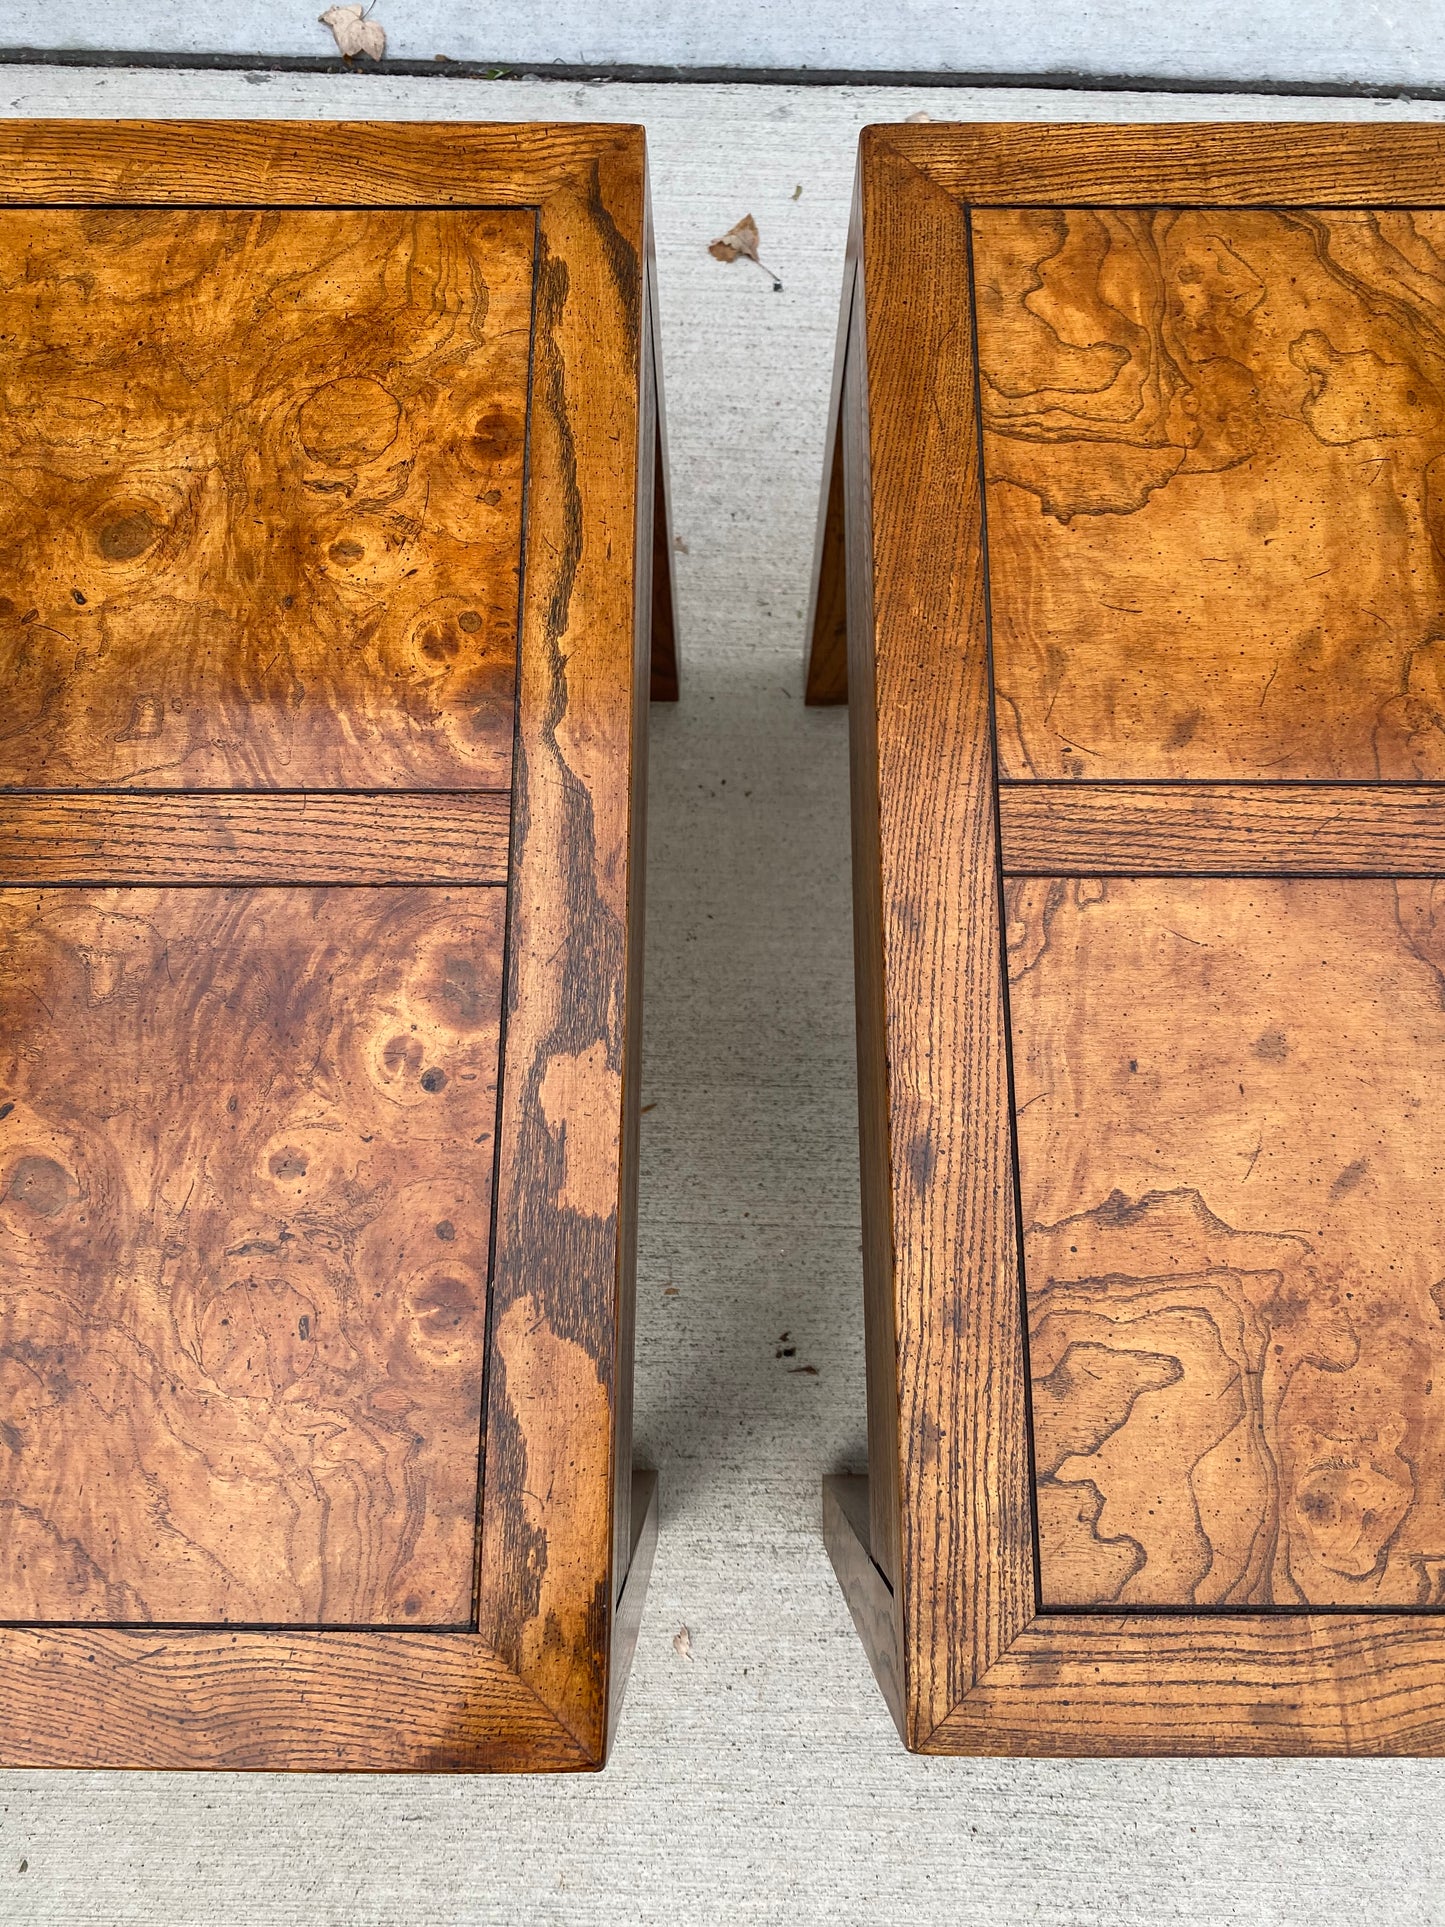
[
  {"x1": 1039, "y1": 1600, "x2": 1445, "y2": 1618},
  {"x1": 0, "y1": 1619, "x2": 482, "y2": 1633},
  {"x1": 966, "y1": 205, "x2": 1046, "y2": 1616}
]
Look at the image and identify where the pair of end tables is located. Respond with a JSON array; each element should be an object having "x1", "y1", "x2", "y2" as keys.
[{"x1": 1, "y1": 119, "x2": 1443, "y2": 1770}]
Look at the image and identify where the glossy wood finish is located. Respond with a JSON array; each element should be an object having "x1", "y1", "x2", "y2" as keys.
[
  {"x1": 974, "y1": 206, "x2": 1445, "y2": 784},
  {"x1": 809, "y1": 122, "x2": 1445, "y2": 1755},
  {"x1": 1, "y1": 884, "x2": 503, "y2": 1627},
  {"x1": 0, "y1": 207, "x2": 531, "y2": 792},
  {"x1": 0, "y1": 120, "x2": 673, "y2": 1772},
  {"x1": 1010, "y1": 876, "x2": 1445, "y2": 1610}
]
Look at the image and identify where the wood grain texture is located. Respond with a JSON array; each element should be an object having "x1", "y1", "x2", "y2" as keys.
[
  {"x1": 856, "y1": 139, "x2": 1032, "y2": 1743},
  {"x1": 0, "y1": 1627, "x2": 588, "y2": 1771},
  {"x1": 999, "y1": 782, "x2": 1445, "y2": 875},
  {"x1": 476, "y1": 132, "x2": 652, "y2": 1765},
  {"x1": 0, "y1": 792, "x2": 511, "y2": 883},
  {"x1": 824, "y1": 125, "x2": 1445, "y2": 1756},
  {"x1": 0, "y1": 119, "x2": 641, "y2": 211},
  {"x1": 0, "y1": 884, "x2": 503, "y2": 1625},
  {"x1": 922, "y1": 1613, "x2": 1445, "y2": 1756},
  {"x1": 0, "y1": 206, "x2": 530, "y2": 791},
  {"x1": 883, "y1": 120, "x2": 1445, "y2": 209},
  {"x1": 1009, "y1": 875, "x2": 1445, "y2": 1610},
  {"x1": 973, "y1": 205, "x2": 1445, "y2": 782},
  {"x1": 0, "y1": 120, "x2": 663, "y2": 1771}
]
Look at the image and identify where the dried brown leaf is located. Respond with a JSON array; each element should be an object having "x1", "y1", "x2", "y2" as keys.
[
  {"x1": 708, "y1": 213, "x2": 783, "y2": 290},
  {"x1": 672, "y1": 1625, "x2": 693, "y2": 1659},
  {"x1": 708, "y1": 213, "x2": 761, "y2": 265},
  {"x1": 320, "y1": 4, "x2": 386, "y2": 60}
]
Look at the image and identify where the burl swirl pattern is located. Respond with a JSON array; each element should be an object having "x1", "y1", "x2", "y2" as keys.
[
  {"x1": 0, "y1": 886, "x2": 503, "y2": 1624},
  {"x1": 973, "y1": 208, "x2": 1445, "y2": 780},
  {"x1": 0, "y1": 209, "x2": 532, "y2": 788},
  {"x1": 1008, "y1": 876, "x2": 1445, "y2": 1608}
]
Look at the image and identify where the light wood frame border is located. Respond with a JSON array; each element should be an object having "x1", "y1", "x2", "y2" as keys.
[
  {"x1": 809, "y1": 122, "x2": 1445, "y2": 1756},
  {"x1": 0, "y1": 119, "x2": 677, "y2": 1771}
]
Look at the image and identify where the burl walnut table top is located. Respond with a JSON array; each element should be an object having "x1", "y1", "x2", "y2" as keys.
[
  {"x1": 810, "y1": 121, "x2": 1445, "y2": 1756},
  {"x1": 0, "y1": 119, "x2": 675, "y2": 1772}
]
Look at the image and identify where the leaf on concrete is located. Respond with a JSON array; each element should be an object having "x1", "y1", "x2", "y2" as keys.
[
  {"x1": 320, "y1": 4, "x2": 386, "y2": 60},
  {"x1": 672, "y1": 1625, "x2": 693, "y2": 1659},
  {"x1": 708, "y1": 213, "x2": 761, "y2": 265},
  {"x1": 708, "y1": 213, "x2": 783, "y2": 292}
]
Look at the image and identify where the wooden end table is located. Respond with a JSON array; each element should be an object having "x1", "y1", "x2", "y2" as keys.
[
  {"x1": 809, "y1": 121, "x2": 1445, "y2": 1755},
  {"x1": 0, "y1": 120, "x2": 676, "y2": 1771}
]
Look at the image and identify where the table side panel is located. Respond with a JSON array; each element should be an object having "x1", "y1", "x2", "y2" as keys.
[{"x1": 842, "y1": 262, "x2": 905, "y2": 1600}]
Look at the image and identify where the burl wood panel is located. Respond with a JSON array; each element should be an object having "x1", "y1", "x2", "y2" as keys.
[
  {"x1": 973, "y1": 208, "x2": 1445, "y2": 782},
  {"x1": 0, "y1": 208, "x2": 532, "y2": 790},
  {"x1": 0, "y1": 884, "x2": 504, "y2": 1626},
  {"x1": 1007, "y1": 874, "x2": 1445, "y2": 1609}
]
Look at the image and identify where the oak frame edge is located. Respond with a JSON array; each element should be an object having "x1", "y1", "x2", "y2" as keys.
[
  {"x1": 917, "y1": 1611, "x2": 1445, "y2": 1757},
  {"x1": 855, "y1": 128, "x2": 1035, "y2": 1749},
  {"x1": 875, "y1": 118, "x2": 1445, "y2": 206}
]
